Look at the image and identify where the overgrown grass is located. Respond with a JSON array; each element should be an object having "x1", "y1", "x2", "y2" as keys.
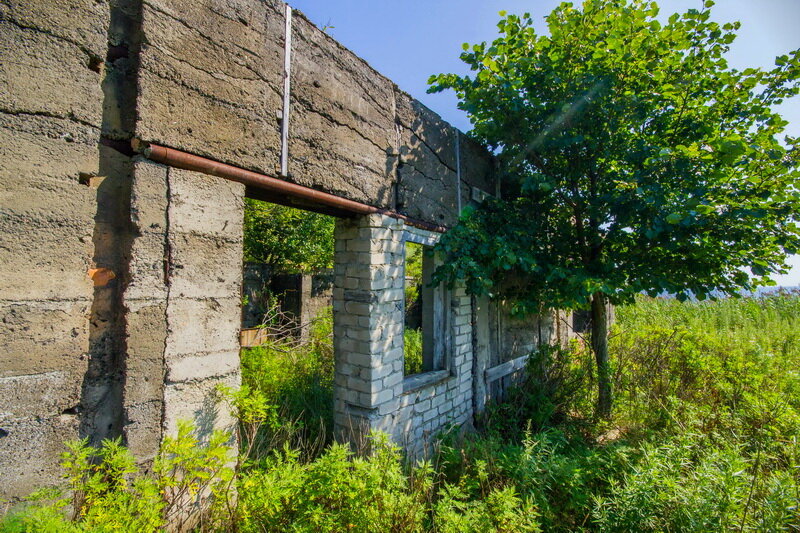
[
  {"x1": 238, "y1": 306, "x2": 334, "y2": 458},
  {"x1": 459, "y1": 293, "x2": 800, "y2": 531},
  {"x1": 5, "y1": 294, "x2": 800, "y2": 531},
  {"x1": 234, "y1": 292, "x2": 800, "y2": 531},
  {"x1": 404, "y1": 327, "x2": 423, "y2": 375}
]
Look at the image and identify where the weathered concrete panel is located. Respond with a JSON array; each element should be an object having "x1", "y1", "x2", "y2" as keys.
[
  {"x1": 122, "y1": 160, "x2": 170, "y2": 466},
  {"x1": 0, "y1": 371, "x2": 84, "y2": 418},
  {"x1": 166, "y1": 297, "x2": 241, "y2": 356},
  {"x1": 0, "y1": 123, "x2": 99, "y2": 186},
  {"x1": 166, "y1": 350, "x2": 240, "y2": 384},
  {"x1": 167, "y1": 232, "x2": 243, "y2": 299},
  {"x1": 0, "y1": 21, "x2": 104, "y2": 127},
  {"x1": 126, "y1": 232, "x2": 169, "y2": 301},
  {"x1": 133, "y1": 0, "x2": 494, "y2": 228},
  {"x1": 289, "y1": 12, "x2": 395, "y2": 206},
  {"x1": 0, "y1": 415, "x2": 80, "y2": 501},
  {"x1": 0, "y1": 215, "x2": 94, "y2": 301},
  {"x1": 162, "y1": 373, "x2": 240, "y2": 438},
  {"x1": 0, "y1": 0, "x2": 106, "y2": 500},
  {"x1": 160, "y1": 169, "x2": 244, "y2": 441},
  {"x1": 0, "y1": 0, "x2": 109, "y2": 57},
  {"x1": 395, "y1": 91, "x2": 460, "y2": 226},
  {"x1": 169, "y1": 168, "x2": 244, "y2": 239},
  {"x1": 0, "y1": 303, "x2": 89, "y2": 377},
  {"x1": 137, "y1": 0, "x2": 284, "y2": 174}
]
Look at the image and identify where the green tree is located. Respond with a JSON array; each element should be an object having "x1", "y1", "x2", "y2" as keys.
[
  {"x1": 243, "y1": 199, "x2": 335, "y2": 273},
  {"x1": 429, "y1": 0, "x2": 800, "y2": 417}
]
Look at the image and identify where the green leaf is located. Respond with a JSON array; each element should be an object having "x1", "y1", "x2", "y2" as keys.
[{"x1": 426, "y1": 0, "x2": 800, "y2": 420}]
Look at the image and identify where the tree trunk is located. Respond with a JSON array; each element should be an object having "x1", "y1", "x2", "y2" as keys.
[{"x1": 591, "y1": 291, "x2": 612, "y2": 419}]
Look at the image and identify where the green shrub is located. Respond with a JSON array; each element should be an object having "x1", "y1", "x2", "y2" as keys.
[
  {"x1": 243, "y1": 200, "x2": 334, "y2": 273},
  {"x1": 8, "y1": 294, "x2": 800, "y2": 532},
  {"x1": 461, "y1": 294, "x2": 800, "y2": 531},
  {"x1": 433, "y1": 484, "x2": 540, "y2": 533},
  {"x1": 0, "y1": 421, "x2": 234, "y2": 532},
  {"x1": 484, "y1": 343, "x2": 593, "y2": 440},
  {"x1": 237, "y1": 433, "x2": 429, "y2": 532},
  {"x1": 437, "y1": 428, "x2": 634, "y2": 532},
  {"x1": 591, "y1": 434, "x2": 800, "y2": 532},
  {"x1": 239, "y1": 307, "x2": 335, "y2": 458}
]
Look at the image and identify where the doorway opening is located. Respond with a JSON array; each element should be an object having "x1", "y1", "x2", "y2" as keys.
[{"x1": 238, "y1": 197, "x2": 336, "y2": 459}]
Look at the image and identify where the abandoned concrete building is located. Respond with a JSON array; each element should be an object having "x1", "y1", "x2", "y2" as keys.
[{"x1": 0, "y1": 0, "x2": 573, "y2": 500}]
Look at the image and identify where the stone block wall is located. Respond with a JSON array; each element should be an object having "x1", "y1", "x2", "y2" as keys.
[
  {"x1": 332, "y1": 214, "x2": 406, "y2": 444},
  {"x1": 0, "y1": 0, "x2": 113, "y2": 497},
  {"x1": 395, "y1": 281, "x2": 474, "y2": 457}
]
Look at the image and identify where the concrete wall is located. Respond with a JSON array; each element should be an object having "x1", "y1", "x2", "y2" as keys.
[
  {"x1": 0, "y1": 0, "x2": 510, "y2": 501},
  {"x1": 123, "y1": 160, "x2": 243, "y2": 462},
  {"x1": 134, "y1": 0, "x2": 495, "y2": 228},
  {"x1": 0, "y1": 0, "x2": 116, "y2": 497}
]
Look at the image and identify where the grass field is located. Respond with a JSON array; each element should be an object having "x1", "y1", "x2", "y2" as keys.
[
  {"x1": 4, "y1": 294, "x2": 799, "y2": 531},
  {"x1": 219, "y1": 292, "x2": 800, "y2": 531}
]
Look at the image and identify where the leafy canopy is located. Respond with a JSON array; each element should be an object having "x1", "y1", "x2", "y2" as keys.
[
  {"x1": 243, "y1": 199, "x2": 334, "y2": 273},
  {"x1": 429, "y1": 0, "x2": 800, "y2": 310}
]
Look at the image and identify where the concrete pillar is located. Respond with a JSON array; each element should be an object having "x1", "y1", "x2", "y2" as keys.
[
  {"x1": 332, "y1": 214, "x2": 406, "y2": 448},
  {"x1": 123, "y1": 160, "x2": 243, "y2": 463}
]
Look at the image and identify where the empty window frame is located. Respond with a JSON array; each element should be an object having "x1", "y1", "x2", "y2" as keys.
[{"x1": 403, "y1": 231, "x2": 448, "y2": 376}]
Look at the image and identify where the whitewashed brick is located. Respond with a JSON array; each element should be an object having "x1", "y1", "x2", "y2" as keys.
[
  {"x1": 383, "y1": 372, "x2": 402, "y2": 388},
  {"x1": 343, "y1": 301, "x2": 370, "y2": 316},
  {"x1": 347, "y1": 377, "x2": 373, "y2": 394}
]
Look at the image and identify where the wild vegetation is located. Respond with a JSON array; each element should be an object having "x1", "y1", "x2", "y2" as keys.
[
  {"x1": 4, "y1": 0, "x2": 800, "y2": 530},
  {"x1": 4, "y1": 293, "x2": 799, "y2": 531},
  {"x1": 405, "y1": 241, "x2": 425, "y2": 375},
  {"x1": 243, "y1": 199, "x2": 335, "y2": 273},
  {"x1": 430, "y1": 0, "x2": 800, "y2": 418}
]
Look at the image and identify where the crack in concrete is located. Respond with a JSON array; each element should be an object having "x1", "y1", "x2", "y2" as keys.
[
  {"x1": 292, "y1": 94, "x2": 388, "y2": 155},
  {"x1": 147, "y1": 40, "x2": 267, "y2": 86},
  {"x1": 144, "y1": 63, "x2": 276, "y2": 114},
  {"x1": 401, "y1": 125, "x2": 457, "y2": 175},
  {"x1": 0, "y1": 107, "x2": 99, "y2": 130},
  {"x1": 142, "y1": 1, "x2": 266, "y2": 64},
  {"x1": 400, "y1": 161, "x2": 449, "y2": 184},
  {"x1": 159, "y1": 166, "x2": 173, "y2": 436},
  {"x1": 1, "y1": 16, "x2": 102, "y2": 62},
  {"x1": 292, "y1": 14, "x2": 393, "y2": 117}
]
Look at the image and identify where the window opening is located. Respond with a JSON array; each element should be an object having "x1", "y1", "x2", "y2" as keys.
[{"x1": 403, "y1": 239, "x2": 446, "y2": 376}]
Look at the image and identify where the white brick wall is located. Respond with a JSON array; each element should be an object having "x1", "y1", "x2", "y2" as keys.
[{"x1": 332, "y1": 214, "x2": 474, "y2": 457}]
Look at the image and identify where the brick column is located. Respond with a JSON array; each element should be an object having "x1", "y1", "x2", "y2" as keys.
[{"x1": 332, "y1": 214, "x2": 406, "y2": 447}]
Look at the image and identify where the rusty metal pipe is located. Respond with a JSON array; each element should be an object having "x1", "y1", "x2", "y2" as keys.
[{"x1": 135, "y1": 141, "x2": 447, "y2": 233}]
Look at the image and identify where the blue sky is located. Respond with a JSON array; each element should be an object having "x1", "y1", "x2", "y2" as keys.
[{"x1": 288, "y1": 0, "x2": 800, "y2": 285}]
